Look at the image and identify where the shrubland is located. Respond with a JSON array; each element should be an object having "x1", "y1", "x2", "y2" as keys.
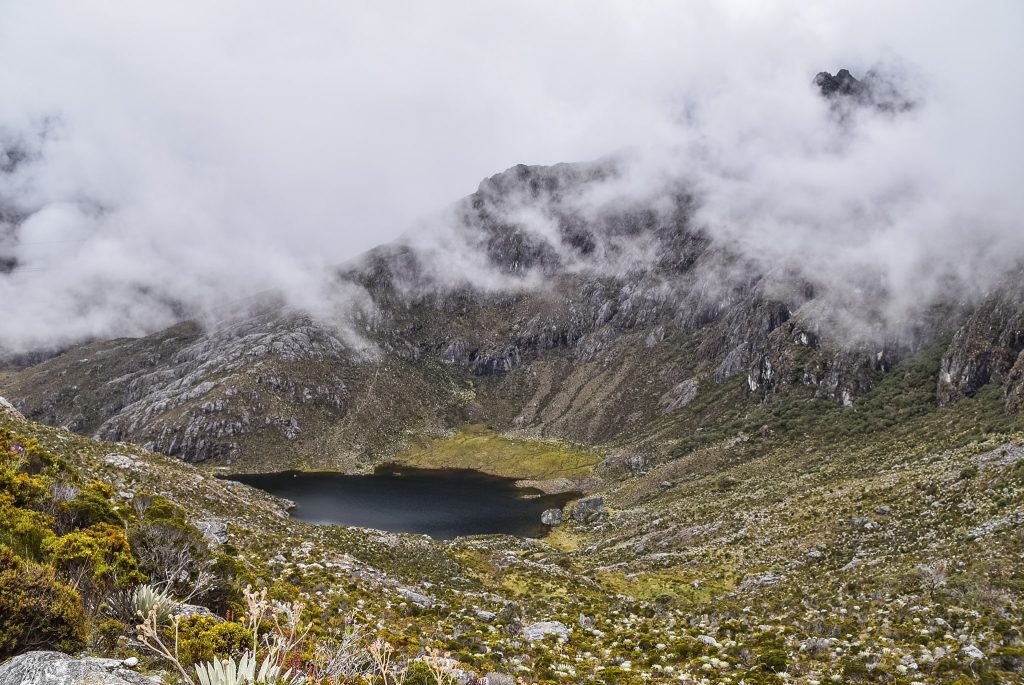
[{"x1": 0, "y1": 340, "x2": 1022, "y2": 683}]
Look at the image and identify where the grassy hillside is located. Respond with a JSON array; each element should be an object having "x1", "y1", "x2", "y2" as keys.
[
  {"x1": 395, "y1": 424, "x2": 601, "y2": 481},
  {"x1": 1, "y1": 340, "x2": 1023, "y2": 682}
]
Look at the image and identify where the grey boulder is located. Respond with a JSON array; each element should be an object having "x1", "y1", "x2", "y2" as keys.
[
  {"x1": 541, "y1": 508, "x2": 563, "y2": 526},
  {"x1": 0, "y1": 651, "x2": 155, "y2": 685},
  {"x1": 396, "y1": 587, "x2": 433, "y2": 608},
  {"x1": 522, "y1": 621, "x2": 570, "y2": 641},
  {"x1": 570, "y1": 495, "x2": 605, "y2": 523},
  {"x1": 194, "y1": 519, "x2": 229, "y2": 544},
  {"x1": 485, "y1": 673, "x2": 516, "y2": 685},
  {"x1": 171, "y1": 602, "x2": 220, "y2": 621}
]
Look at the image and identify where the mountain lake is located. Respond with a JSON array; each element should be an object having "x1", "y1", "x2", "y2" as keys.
[{"x1": 227, "y1": 465, "x2": 577, "y2": 539}]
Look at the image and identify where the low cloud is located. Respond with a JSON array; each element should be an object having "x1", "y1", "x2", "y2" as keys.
[{"x1": 0, "y1": 1, "x2": 1021, "y2": 352}]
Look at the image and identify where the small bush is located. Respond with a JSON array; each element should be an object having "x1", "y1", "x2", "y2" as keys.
[
  {"x1": 175, "y1": 615, "x2": 253, "y2": 666},
  {"x1": 46, "y1": 523, "x2": 144, "y2": 610},
  {"x1": 129, "y1": 495, "x2": 213, "y2": 601},
  {"x1": 758, "y1": 648, "x2": 790, "y2": 673},
  {"x1": 93, "y1": 617, "x2": 126, "y2": 652},
  {"x1": 0, "y1": 546, "x2": 87, "y2": 658},
  {"x1": 0, "y1": 494, "x2": 55, "y2": 562},
  {"x1": 57, "y1": 481, "x2": 121, "y2": 532},
  {"x1": 959, "y1": 465, "x2": 979, "y2": 480}
]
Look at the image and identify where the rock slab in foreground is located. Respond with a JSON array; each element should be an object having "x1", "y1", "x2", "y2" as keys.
[{"x1": 0, "y1": 651, "x2": 155, "y2": 685}]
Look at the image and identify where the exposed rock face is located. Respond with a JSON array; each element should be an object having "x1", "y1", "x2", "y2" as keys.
[
  {"x1": 659, "y1": 379, "x2": 698, "y2": 413},
  {"x1": 938, "y1": 273, "x2": 1024, "y2": 411},
  {"x1": 814, "y1": 68, "x2": 915, "y2": 113},
  {"x1": 1, "y1": 147, "x2": 1018, "y2": 469},
  {"x1": 814, "y1": 68, "x2": 866, "y2": 98},
  {"x1": 0, "y1": 395, "x2": 22, "y2": 419},
  {"x1": 0, "y1": 651, "x2": 154, "y2": 685}
]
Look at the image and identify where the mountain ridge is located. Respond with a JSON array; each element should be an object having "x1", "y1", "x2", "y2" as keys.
[
  {"x1": 1, "y1": 157, "x2": 1021, "y2": 473},
  {"x1": 2, "y1": 67, "x2": 1024, "y2": 683}
]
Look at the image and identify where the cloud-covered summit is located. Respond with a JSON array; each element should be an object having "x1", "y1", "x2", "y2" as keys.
[{"x1": 0, "y1": 2, "x2": 1021, "y2": 353}]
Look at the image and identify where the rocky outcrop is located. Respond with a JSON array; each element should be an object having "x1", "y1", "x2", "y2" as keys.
[
  {"x1": 194, "y1": 518, "x2": 229, "y2": 544},
  {"x1": 749, "y1": 320, "x2": 899, "y2": 405},
  {"x1": 396, "y1": 587, "x2": 434, "y2": 608},
  {"x1": 938, "y1": 274, "x2": 1024, "y2": 411},
  {"x1": 0, "y1": 651, "x2": 155, "y2": 685},
  {"x1": 659, "y1": 379, "x2": 698, "y2": 413},
  {"x1": 170, "y1": 603, "x2": 221, "y2": 621},
  {"x1": 815, "y1": 69, "x2": 871, "y2": 101},
  {"x1": 814, "y1": 68, "x2": 915, "y2": 114},
  {"x1": 0, "y1": 395, "x2": 22, "y2": 419},
  {"x1": 571, "y1": 496, "x2": 605, "y2": 523},
  {"x1": 3, "y1": 152, "x2": 1021, "y2": 468}
]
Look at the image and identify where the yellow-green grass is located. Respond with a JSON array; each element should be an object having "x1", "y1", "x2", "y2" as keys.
[
  {"x1": 594, "y1": 568, "x2": 738, "y2": 606},
  {"x1": 543, "y1": 526, "x2": 582, "y2": 552},
  {"x1": 394, "y1": 424, "x2": 601, "y2": 480}
]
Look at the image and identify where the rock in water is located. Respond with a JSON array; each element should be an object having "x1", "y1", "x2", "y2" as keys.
[
  {"x1": 0, "y1": 651, "x2": 154, "y2": 685},
  {"x1": 541, "y1": 508, "x2": 563, "y2": 526}
]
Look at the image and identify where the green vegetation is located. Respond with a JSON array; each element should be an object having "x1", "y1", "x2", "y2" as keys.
[
  {"x1": 174, "y1": 615, "x2": 253, "y2": 667},
  {"x1": 0, "y1": 547, "x2": 87, "y2": 658},
  {"x1": 1, "y1": 338, "x2": 1023, "y2": 683},
  {"x1": 396, "y1": 424, "x2": 601, "y2": 480},
  {"x1": 0, "y1": 424, "x2": 238, "y2": 664}
]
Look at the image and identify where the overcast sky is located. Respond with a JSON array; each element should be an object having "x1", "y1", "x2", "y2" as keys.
[{"x1": 0, "y1": 1, "x2": 1021, "y2": 351}]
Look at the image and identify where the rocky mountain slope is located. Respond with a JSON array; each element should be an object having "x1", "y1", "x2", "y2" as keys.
[
  {"x1": 2, "y1": 154, "x2": 1022, "y2": 475},
  {"x1": 2, "y1": 339, "x2": 1023, "y2": 683},
  {"x1": 1, "y1": 69, "x2": 1023, "y2": 683}
]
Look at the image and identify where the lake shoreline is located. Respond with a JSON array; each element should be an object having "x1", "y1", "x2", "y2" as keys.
[{"x1": 222, "y1": 466, "x2": 581, "y2": 540}]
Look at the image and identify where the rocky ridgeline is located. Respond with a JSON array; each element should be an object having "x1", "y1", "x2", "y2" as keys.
[
  {"x1": 2, "y1": 81, "x2": 1022, "y2": 464},
  {"x1": 814, "y1": 68, "x2": 916, "y2": 115},
  {"x1": 3, "y1": 293, "x2": 1024, "y2": 681},
  {"x1": 937, "y1": 269, "x2": 1024, "y2": 411}
]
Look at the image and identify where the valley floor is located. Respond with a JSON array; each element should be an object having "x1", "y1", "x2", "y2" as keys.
[{"x1": 1, "y1": 359, "x2": 1023, "y2": 684}]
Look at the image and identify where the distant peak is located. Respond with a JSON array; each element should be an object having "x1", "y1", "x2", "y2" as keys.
[
  {"x1": 814, "y1": 68, "x2": 866, "y2": 98},
  {"x1": 814, "y1": 67, "x2": 915, "y2": 114}
]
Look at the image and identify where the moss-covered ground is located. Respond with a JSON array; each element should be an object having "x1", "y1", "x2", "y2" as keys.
[{"x1": 395, "y1": 424, "x2": 601, "y2": 481}]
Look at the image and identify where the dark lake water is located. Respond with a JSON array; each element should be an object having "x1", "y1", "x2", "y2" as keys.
[{"x1": 228, "y1": 466, "x2": 576, "y2": 539}]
